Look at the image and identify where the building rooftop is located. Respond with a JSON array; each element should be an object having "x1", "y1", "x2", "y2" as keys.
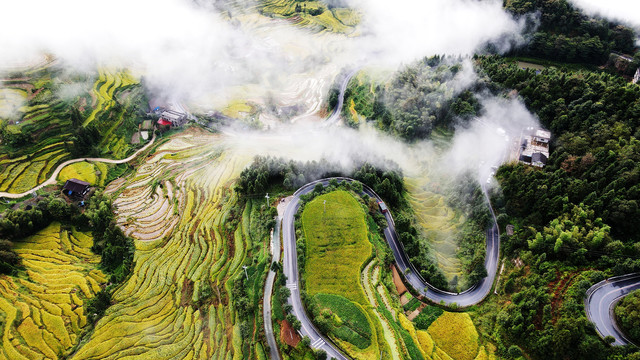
[
  {"x1": 535, "y1": 129, "x2": 551, "y2": 139},
  {"x1": 63, "y1": 178, "x2": 90, "y2": 195},
  {"x1": 161, "y1": 110, "x2": 186, "y2": 121},
  {"x1": 519, "y1": 128, "x2": 550, "y2": 167}
]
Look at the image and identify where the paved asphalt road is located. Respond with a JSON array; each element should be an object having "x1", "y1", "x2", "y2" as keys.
[
  {"x1": 585, "y1": 273, "x2": 640, "y2": 346},
  {"x1": 324, "y1": 69, "x2": 358, "y2": 127},
  {"x1": 281, "y1": 177, "x2": 501, "y2": 359},
  {"x1": 263, "y1": 218, "x2": 282, "y2": 360},
  {"x1": 283, "y1": 181, "x2": 349, "y2": 359},
  {"x1": 383, "y1": 183, "x2": 500, "y2": 307}
]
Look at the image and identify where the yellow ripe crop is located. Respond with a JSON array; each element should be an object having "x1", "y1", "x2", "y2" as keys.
[
  {"x1": 17, "y1": 317, "x2": 57, "y2": 359},
  {"x1": 428, "y1": 312, "x2": 479, "y2": 360},
  {"x1": 417, "y1": 330, "x2": 435, "y2": 357},
  {"x1": 0, "y1": 222, "x2": 106, "y2": 359}
]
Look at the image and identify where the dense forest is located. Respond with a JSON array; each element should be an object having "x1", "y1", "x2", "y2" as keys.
[
  {"x1": 505, "y1": 0, "x2": 637, "y2": 65},
  {"x1": 477, "y1": 55, "x2": 640, "y2": 358},
  {"x1": 338, "y1": 56, "x2": 482, "y2": 142}
]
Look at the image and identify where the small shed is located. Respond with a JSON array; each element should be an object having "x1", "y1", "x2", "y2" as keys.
[{"x1": 62, "y1": 178, "x2": 90, "y2": 198}]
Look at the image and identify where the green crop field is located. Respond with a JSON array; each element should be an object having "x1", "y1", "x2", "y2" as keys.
[
  {"x1": 302, "y1": 190, "x2": 371, "y2": 304},
  {"x1": 314, "y1": 293, "x2": 372, "y2": 349}
]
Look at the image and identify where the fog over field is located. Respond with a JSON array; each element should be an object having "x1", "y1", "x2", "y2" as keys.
[
  {"x1": 0, "y1": 0, "x2": 539, "y2": 243},
  {"x1": 1, "y1": 0, "x2": 524, "y2": 101}
]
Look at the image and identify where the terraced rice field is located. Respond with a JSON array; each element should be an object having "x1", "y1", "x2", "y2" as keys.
[
  {"x1": 405, "y1": 177, "x2": 465, "y2": 282},
  {"x1": 258, "y1": 0, "x2": 358, "y2": 34},
  {"x1": 72, "y1": 129, "x2": 265, "y2": 359},
  {"x1": 360, "y1": 254, "x2": 493, "y2": 360},
  {"x1": 0, "y1": 70, "x2": 73, "y2": 193},
  {"x1": 84, "y1": 69, "x2": 137, "y2": 126},
  {"x1": 0, "y1": 142, "x2": 71, "y2": 194},
  {"x1": 0, "y1": 65, "x2": 140, "y2": 195},
  {"x1": 0, "y1": 222, "x2": 108, "y2": 359}
]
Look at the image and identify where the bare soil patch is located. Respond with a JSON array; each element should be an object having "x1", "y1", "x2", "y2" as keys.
[
  {"x1": 280, "y1": 320, "x2": 300, "y2": 347},
  {"x1": 392, "y1": 265, "x2": 407, "y2": 296}
]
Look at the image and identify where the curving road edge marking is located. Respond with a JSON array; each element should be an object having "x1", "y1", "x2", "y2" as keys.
[
  {"x1": 280, "y1": 177, "x2": 501, "y2": 359},
  {"x1": 585, "y1": 273, "x2": 640, "y2": 346}
]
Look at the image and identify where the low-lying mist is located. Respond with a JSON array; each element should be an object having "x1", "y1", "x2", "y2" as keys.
[
  {"x1": 223, "y1": 95, "x2": 539, "y2": 190},
  {"x1": 569, "y1": 0, "x2": 640, "y2": 37},
  {"x1": 1, "y1": 0, "x2": 526, "y2": 108}
]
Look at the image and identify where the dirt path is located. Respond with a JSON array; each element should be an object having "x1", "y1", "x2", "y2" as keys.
[{"x1": 0, "y1": 132, "x2": 157, "y2": 199}]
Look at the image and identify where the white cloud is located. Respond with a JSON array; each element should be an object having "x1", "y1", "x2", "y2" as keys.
[
  {"x1": 569, "y1": 0, "x2": 640, "y2": 28},
  {"x1": 0, "y1": 0, "x2": 524, "y2": 105},
  {"x1": 353, "y1": 0, "x2": 525, "y2": 65}
]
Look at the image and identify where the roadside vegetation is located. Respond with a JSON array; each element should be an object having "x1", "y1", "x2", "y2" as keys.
[
  {"x1": 469, "y1": 52, "x2": 640, "y2": 359},
  {"x1": 614, "y1": 290, "x2": 640, "y2": 345}
]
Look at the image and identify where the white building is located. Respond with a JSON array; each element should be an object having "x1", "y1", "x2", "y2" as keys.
[{"x1": 519, "y1": 129, "x2": 550, "y2": 168}]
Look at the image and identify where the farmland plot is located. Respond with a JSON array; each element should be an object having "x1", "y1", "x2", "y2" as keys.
[
  {"x1": 0, "y1": 222, "x2": 107, "y2": 359},
  {"x1": 72, "y1": 130, "x2": 267, "y2": 359}
]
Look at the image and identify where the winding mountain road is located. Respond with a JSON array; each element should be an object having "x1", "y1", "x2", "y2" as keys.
[
  {"x1": 281, "y1": 177, "x2": 500, "y2": 359},
  {"x1": 0, "y1": 132, "x2": 156, "y2": 199},
  {"x1": 585, "y1": 273, "x2": 640, "y2": 346},
  {"x1": 323, "y1": 69, "x2": 358, "y2": 127}
]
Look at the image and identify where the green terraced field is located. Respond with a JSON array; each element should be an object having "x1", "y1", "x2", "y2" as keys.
[
  {"x1": 0, "y1": 65, "x2": 146, "y2": 194},
  {"x1": 258, "y1": 0, "x2": 359, "y2": 34}
]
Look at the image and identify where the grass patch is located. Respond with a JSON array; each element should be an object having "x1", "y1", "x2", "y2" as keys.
[
  {"x1": 314, "y1": 293, "x2": 372, "y2": 350},
  {"x1": 301, "y1": 190, "x2": 371, "y2": 304},
  {"x1": 414, "y1": 305, "x2": 443, "y2": 330}
]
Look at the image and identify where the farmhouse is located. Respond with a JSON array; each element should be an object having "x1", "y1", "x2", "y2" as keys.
[
  {"x1": 519, "y1": 129, "x2": 551, "y2": 168},
  {"x1": 158, "y1": 110, "x2": 187, "y2": 127},
  {"x1": 62, "y1": 178, "x2": 90, "y2": 198}
]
